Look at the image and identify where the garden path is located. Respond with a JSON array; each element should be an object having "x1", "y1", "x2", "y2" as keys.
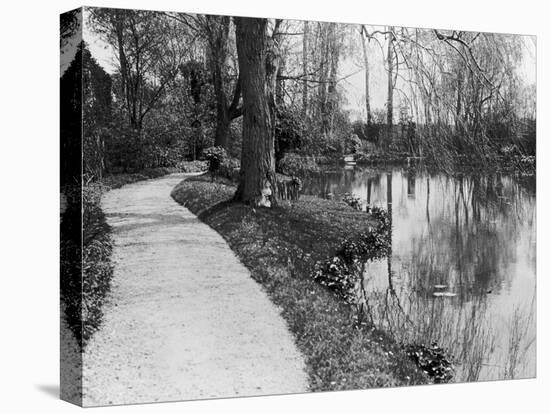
[{"x1": 82, "y1": 173, "x2": 308, "y2": 406}]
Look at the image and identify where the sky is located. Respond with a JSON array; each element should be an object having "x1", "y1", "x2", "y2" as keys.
[{"x1": 81, "y1": 8, "x2": 537, "y2": 121}]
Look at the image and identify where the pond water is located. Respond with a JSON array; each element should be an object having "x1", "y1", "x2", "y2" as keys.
[{"x1": 302, "y1": 166, "x2": 536, "y2": 382}]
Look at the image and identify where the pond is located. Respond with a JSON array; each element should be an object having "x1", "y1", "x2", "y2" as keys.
[{"x1": 302, "y1": 165, "x2": 536, "y2": 382}]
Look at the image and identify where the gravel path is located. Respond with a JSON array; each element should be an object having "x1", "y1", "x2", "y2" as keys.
[{"x1": 82, "y1": 173, "x2": 308, "y2": 406}]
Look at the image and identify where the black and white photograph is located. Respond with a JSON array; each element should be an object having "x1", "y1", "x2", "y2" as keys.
[
  {"x1": 3, "y1": 0, "x2": 548, "y2": 412},
  {"x1": 58, "y1": 4, "x2": 538, "y2": 407}
]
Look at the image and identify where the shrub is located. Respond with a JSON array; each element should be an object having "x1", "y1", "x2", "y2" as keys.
[
  {"x1": 405, "y1": 343, "x2": 454, "y2": 383},
  {"x1": 345, "y1": 134, "x2": 363, "y2": 154},
  {"x1": 312, "y1": 205, "x2": 392, "y2": 302},
  {"x1": 342, "y1": 193, "x2": 362, "y2": 211},
  {"x1": 203, "y1": 146, "x2": 228, "y2": 174},
  {"x1": 278, "y1": 153, "x2": 320, "y2": 176},
  {"x1": 61, "y1": 183, "x2": 113, "y2": 348},
  {"x1": 218, "y1": 156, "x2": 241, "y2": 182},
  {"x1": 81, "y1": 201, "x2": 113, "y2": 344},
  {"x1": 275, "y1": 104, "x2": 303, "y2": 162},
  {"x1": 312, "y1": 257, "x2": 361, "y2": 302},
  {"x1": 177, "y1": 160, "x2": 208, "y2": 173}
]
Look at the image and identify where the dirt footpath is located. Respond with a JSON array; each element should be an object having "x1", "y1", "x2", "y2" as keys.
[{"x1": 82, "y1": 173, "x2": 308, "y2": 406}]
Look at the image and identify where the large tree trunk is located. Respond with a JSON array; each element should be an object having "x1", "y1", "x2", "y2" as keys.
[
  {"x1": 267, "y1": 20, "x2": 283, "y2": 164},
  {"x1": 214, "y1": 110, "x2": 230, "y2": 148},
  {"x1": 206, "y1": 15, "x2": 242, "y2": 149},
  {"x1": 234, "y1": 17, "x2": 277, "y2": 207}
]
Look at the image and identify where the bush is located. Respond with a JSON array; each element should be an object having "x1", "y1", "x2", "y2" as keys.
[
  {"x1": 342, "y1": 193, "x2": 362, "y2": 211},
  {"x1": 345, "y1": 134, "x2": 363, "y2": 154},
  {"x1": 312, "y1": 206, "x2": 391, "y2": 302},
  {"x1": 61, "y1": 183, "x2": 113, "y2": 348},
  {"x1": 218, "y1": 157, "x2": 240, "y2": 182},
  {"x1": 278, "y1": 153, "x2": 320, "y2": 176},
  {"x1": 405, "y1": 343, "x2": 454, "y2": 383},
  {"x1": 177, "y1": 160, "x2": 208, "y2": 173},
  {"x1": 82, "y1": 196, "x2": 113, "y2": 345},
  {"x1": 275, "y1": 104, "x2": 303, "y2": 162},
  {"x1": 203, "y1": 146, "x2": 228, "y2": 174}
]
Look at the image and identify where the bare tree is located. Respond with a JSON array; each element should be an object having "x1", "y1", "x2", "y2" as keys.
[
  {"x1": 386, "y1": 26, "x2": 395, "y2": 147},
  {"x1": 89, "y1": 9, "x2": 187, "y2": 132},
  {"x1": 360, "y1": 25, "x2": 372, "y2": 126}
]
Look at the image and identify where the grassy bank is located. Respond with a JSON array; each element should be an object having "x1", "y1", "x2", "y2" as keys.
[
  {"x1": 171, "y1": 174, "x2": 428, "y2": 391},
  {"x1": 62, "y1": 166, "x2": 207, "y2": 347}
]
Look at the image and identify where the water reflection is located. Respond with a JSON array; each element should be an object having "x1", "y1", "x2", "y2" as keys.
[{"x1": 303, "y1": 167, "x2": 536, "y2": 381}]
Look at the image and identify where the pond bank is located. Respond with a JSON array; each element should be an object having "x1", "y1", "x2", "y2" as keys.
[
  {"x1": 278, "y1": 152, "x2": 536, "y2": 177},
  {"x1": 171, "y1": 174, "x2": 428, "y2": 391}
]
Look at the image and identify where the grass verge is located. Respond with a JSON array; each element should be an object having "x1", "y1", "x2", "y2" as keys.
[{"x1": 171, "y1": 174, "x2": 428, "y2": 391}]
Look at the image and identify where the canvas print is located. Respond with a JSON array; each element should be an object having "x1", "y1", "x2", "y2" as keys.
[{"x1": 60, "y1": 6, "x2": 536, "y2": 407}]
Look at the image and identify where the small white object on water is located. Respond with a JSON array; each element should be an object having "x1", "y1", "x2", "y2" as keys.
[
  {"x1": 433, "y1": 284, "x2": 447, "y2": 289},
  {"x1": 433, "y1": 291, "x2": 457, "y2": 297}
]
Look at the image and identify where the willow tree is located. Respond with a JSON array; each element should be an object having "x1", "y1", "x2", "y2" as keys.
[{"x1": 233, "y1": 17, "x2": 277, "y2": 207}]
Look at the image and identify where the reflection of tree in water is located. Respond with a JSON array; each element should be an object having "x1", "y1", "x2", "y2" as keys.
[
  {"x1": 301, "y1": 169, "x2": 356, "y2": 199},
  {"x1": 353, "y1": 169, "x2": 536, "y2": 382},
  {"x1": 359, "y1": 265, "x2": 535, "y2": 381},
  {"x1": 411, "y1": 172, "x2": 533, "y2": 298}
]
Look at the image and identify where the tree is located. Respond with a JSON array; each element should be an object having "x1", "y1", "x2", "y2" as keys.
[
  {"x1": 203, "y1": 15, "x2": 243, "y2": 149},
  {"x1": 233, "y1": 17, "x2": 277, "y2": 207},
  {"x1": 386, "y1": 26, "x2": 395, "y2": 147},
  {"x1": 83, "y1": 45, "x2": 112, "y2": 179},
  {"x1": 89, "y1": 9, "x2": 187, "y2": 132},
  {"x1": 359, "y1": 25, "x2": 372, "y2": 127},
  {"x1": 167, "y1": 13, "x2": 244, "y2": 150}
]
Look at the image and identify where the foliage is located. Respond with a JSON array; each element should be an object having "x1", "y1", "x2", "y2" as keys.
[
  {"x1": 278, "y1": 152, "x2": 320, "y2": 176},
  {"x1": 81, "y1": 10, "x2": 535, "y2": 192},
  {"x1": 89, "y1": 9, "x2": 190, "y2": 131},
  {"x1": 405, "y1": 343, "x2": 454, "y2": 383},
  {"x1": 313, "y1": 257, "x2": 361, "y2": 302},
  {"x1": 312, "y1": 205, "x2": 391, "y2": 302},
  {"x1": 177, "y1": 160, "x2": 209, "y2": 173},
  {"x1": 82, "y1": 184, "x2": 113, "y2": 344},
  {"x1": 203, "y1": 146, "x2": 229, "y2": 174},
  {"x1": 61, "y1": 183, "x2": 113, "y2": 348},
  {"x1": 82, "y1": 44, "x2": 112, "y2": 179},
  {"x1": 275, "y1": 104, "x2": 303, "y2": 162},
  {"x1": 342, "y1": 193, "x2": 362, "y2": 211},
  {"x1": 218, "y1": 156, "x2": 241, "y2": 181},
  {"x1": 345, "y1": 134, "x2": 363, "y2": 154}
]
